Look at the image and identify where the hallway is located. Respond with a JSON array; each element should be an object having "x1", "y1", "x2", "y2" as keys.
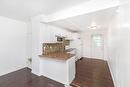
[{"x1": 71, "y1": 58, "x2": 114, "y2": 87}]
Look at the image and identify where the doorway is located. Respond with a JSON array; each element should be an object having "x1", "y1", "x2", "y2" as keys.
[{"x1": 91, "y1": 34, "x2": 104, "y2": 59}]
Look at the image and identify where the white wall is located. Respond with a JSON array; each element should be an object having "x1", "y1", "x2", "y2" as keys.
[
  {"x1": 0, "y1": 16, "x2": 27, "y2": 76},
  {"x1": 80, "y1": 29, "x2": 108, "y2": 60},
  {"x1": 26, "y1": 22, "x2": 32, "y2": 59},
  {"x1": 107, "y1": 1, "x2": 130, "y2": 87},
  {"x1": 40, "y1": 24, "x2": 72, "y2": 43}
]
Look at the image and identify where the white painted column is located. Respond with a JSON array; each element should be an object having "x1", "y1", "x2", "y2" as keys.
[{"x1": 31, "y1": 16, "x2": 41, "y2": 76}]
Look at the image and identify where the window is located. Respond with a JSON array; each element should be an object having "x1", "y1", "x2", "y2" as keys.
[{"x1": 92, "y1": 34, "x2": 103, "y2": 47}]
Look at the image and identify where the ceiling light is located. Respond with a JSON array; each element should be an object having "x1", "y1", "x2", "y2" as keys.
[
  {"x1": 87, "y1": 21, "x2": 97, "y2": 30},
  {"x1": 89, "y1": 26, "x2": 97, "y2": 30}
]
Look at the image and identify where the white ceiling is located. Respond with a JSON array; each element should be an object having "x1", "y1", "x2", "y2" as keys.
[
  {"x1": 48, "y1": 7, "x2": 118, "y2": 32},
  {"x1": 0, "y1": 0, "x2": 88, "y2": 21}
]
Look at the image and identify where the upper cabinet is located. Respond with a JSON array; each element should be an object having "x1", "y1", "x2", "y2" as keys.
[{"x1": 66, "y1": 33, "x2": 80, "y2": 40}]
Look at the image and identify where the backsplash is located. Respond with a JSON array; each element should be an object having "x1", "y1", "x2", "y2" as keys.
[{"x1": 42, "y1": 43, "x2": 65, "y2": 55}]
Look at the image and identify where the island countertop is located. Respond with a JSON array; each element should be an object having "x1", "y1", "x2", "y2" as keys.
[{"x1": 39, "y1": 52, "x2": 75, "y2": 60}]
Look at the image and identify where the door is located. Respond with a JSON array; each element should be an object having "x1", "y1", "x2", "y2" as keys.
[{"x1": 91, "y1": 34, "x2": 104, "y2": 59}]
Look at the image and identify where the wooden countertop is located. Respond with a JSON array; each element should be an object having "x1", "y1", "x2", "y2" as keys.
[{"x1": 39, "y1": 52, "x2": 75, "y2": 60}]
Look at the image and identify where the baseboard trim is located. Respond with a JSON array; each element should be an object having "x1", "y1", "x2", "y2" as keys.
[
  {"x1": 31, "y1": 70, "x2": 41, "y2": 76},
  {"x1": 0, "y1": 66, "x2": 27, "y2": 76},
  {"x1": 82, "y1": 56, "x2": 107, "y2": 61},
  {"x1": 107, "y1": 61, "x2": 120, "y2": 87}
]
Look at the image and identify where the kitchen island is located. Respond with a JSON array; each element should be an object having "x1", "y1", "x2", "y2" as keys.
[{"x1": 39, "y1": 52, "x2": 76, "y2": 87}]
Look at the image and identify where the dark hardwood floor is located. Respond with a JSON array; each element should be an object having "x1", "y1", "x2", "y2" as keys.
[
  {"x1": 71, "y1": 58, "x2": 114, "y2": 87},
  {"x1": 0, "y1": 58, "x2": 114, "y2": 87},
  {"x1": 0, "y1": 68, "x2": 64, "y2": 87}
]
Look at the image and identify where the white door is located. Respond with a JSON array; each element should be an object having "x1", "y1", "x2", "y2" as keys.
[{"x1": 91, "y1": 34, "x2": 104, "y2": 59}]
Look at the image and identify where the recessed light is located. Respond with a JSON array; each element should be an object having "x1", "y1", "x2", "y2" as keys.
[{"x1": 88, "y1": 26, "x2": 97, "y2": 30}]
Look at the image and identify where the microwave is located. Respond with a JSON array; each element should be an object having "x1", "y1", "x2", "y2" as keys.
[{"x1": 57, "y1": 37, "x2": 63, "y2": 42}]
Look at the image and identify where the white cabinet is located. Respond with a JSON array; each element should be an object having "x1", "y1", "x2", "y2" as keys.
[{"x1": 39, "y1": 56, "x2": 76, "y2": 86}]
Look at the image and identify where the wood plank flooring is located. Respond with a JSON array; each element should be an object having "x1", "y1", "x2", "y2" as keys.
[
  {"x1": 71, "y1": 58, "x2": 114, "y2": 87},
  {"x1": 0, "y1": 58, "x2": 114, "y2": 87},
  {"x1": 0, "y1": 68, "x2": 64, "y2": 87}
]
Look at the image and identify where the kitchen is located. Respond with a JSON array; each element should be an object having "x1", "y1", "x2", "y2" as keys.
[
  {"x1": 0, "y1": 0, "x2": 129, "y2": 87},
  {"x1": 31, "y1": 20, "x2": 82, "y2": 86}
]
